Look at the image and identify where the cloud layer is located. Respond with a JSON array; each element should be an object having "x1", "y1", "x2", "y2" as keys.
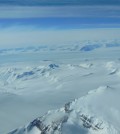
[
  {"x1": 0, "y1": 28, "x2": 120, "y2": 48},
  {"x1": 0, "y1": 6, "x2": 120, "y2": 18},
  {"x1": 0, "y1": 0, "x2": 120, "y2": 6}
]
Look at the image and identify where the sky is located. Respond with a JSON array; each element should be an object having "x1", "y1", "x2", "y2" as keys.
[
  {"x1": 0, "y1": 0, "x2": 120, "y2": 6},
  {"x1": 0, "y1": 1, "x2": 120, "y2": 48}
]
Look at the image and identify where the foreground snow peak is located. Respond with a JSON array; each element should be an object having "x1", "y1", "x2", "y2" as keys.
[{"x1": 8, "y1": 86, "x2": 119, "y2": 134}]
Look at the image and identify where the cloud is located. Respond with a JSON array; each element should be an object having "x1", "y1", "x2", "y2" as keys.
[
  {"x1": 0, "y1": 0, "x2": 120, "y2": 6},
  {"x1": 0, "y1": 27, "x2": 120, "y2": 48},
  {"x1": 0, "y1": 6, "x2": 120, "y2": 18}
]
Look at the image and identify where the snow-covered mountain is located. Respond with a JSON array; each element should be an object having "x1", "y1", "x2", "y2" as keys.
[
  {"x1": 2, "y1": 59, "x2": 120, "y2": 134},
  {"x1": 1, "y1": 42, "x2": 120, "y2": 133},
  {"x1": 0, "y1": 39, "x2": 120, "y2": 55},
  {"x1": 8, "y1": 86, "x2": 120, "y2": 134}
]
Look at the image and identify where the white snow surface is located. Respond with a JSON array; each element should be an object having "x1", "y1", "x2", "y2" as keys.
[
  {"x1": 8, "y1": 86, "x2": 120, "y2": 134},
  {"x1": 0, "y1": 40, "x2": 120, "y2": 133}
]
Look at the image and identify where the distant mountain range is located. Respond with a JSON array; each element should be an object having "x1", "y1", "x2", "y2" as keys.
[{"x1": 0, "y1": 40, "x2": 120, "y2": 55}]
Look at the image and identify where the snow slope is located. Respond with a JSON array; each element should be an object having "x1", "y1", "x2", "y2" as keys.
[
  {"x1": 8, "y1": 86, "x2": 120, "y2": 134},
  {"x1": 2, "y1": 57, "x2": 120, "y2": 134}
]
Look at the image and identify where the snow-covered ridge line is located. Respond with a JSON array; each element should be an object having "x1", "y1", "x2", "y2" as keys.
[
  {"x1": 0, "y1": 39, "x2": 120, "y2": 54},
  {"x1": 8, "y1": 86, "x2": 119, "y2": 134},
  {"x1": 0, "y1": 63, "x2": 59, "y2": 83},
  {"x1": 1, "y1": 59, "x2": 120, "y2": 133}
]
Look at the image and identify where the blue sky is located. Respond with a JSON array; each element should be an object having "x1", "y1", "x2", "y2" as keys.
[
  {"x1": 0, "y1": 17, "x2": 120, "y2": 29},
  {"x1": 0, "y1": 6, "x2": 119, "y2": 29}
]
